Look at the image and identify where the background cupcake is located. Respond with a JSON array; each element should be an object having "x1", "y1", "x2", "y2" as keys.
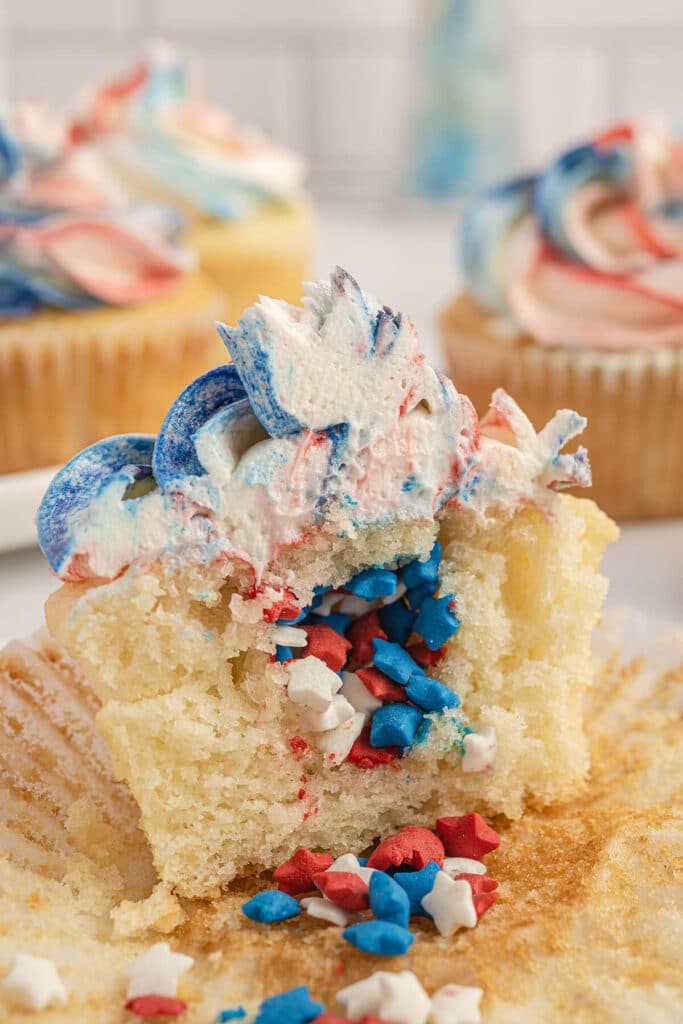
[
  {"x1": 439, "y1": 116, "x2": 683, "y2": 521},
  {"x1": 75, "y1": 44, "x2": 313, "y2": 325},
  {"x1": 0, "y1": 103, "x2": 222, "y2": 475}
]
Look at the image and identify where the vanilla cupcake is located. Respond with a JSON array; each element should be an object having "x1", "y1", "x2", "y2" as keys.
[
  {"x1": 439, "y1": 117, "x2": 683, "y2": 520},
  {"x1": 40, "y1": 269, "x2": 616, "y2": 897},
  {"x1": 0, "y1": 104, "x2": 222, "y2": 474},
  {"x1": 75, "y1": 45, "x2": 314, "y2": 324}
]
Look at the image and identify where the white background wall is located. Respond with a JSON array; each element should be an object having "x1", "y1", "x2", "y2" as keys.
[{"x1": 0, "y1": 0, "x2": 681, "y2": 205}]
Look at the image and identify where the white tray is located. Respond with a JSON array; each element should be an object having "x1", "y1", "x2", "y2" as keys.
[{"x1": 0, "y1": 466, "x2": 59, "y2": 553}]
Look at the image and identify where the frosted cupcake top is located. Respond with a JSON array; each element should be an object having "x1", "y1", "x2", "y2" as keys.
[
  {"x1": 74, "y1": 43, "x2": 306, "y2": 222},
  {"x1": 462, "y1": 116, "x2": 683, "y2": 350},
  {"x1": 0, "y1": 103, "x2": 194, "y2": 315},
  {"x1": 38, "y1": 269, "x2": 590, "y2": 586}
]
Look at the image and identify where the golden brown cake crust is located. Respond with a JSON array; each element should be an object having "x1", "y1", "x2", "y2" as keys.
[{"x1": 439, "y1": 293, "x2": 683, "y2": 521}]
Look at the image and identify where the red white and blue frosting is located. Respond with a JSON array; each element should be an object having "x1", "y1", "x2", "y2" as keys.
[
  {"x1": 37, "y1": 268, "x2": 591, "y2": 587},
  {"x1": 0, "y1": 102, "x2": 194, "y2": 316},
  {"x1": 73, "y1": 43, "x2": 306, "y2": 222},
  {"x1": 462, "y1": 116, "x2": 683, "y2": 350}
]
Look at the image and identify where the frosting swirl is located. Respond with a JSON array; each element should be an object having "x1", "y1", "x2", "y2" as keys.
[
  {"x1": 74, "y1": 43, "x2": 306, "y2": 221},
  {"x1": 0, "y1": 103, "x2": 194, "y2": 315},
  {"x1": 462, "y1": 116, "x2": 683, "y2": 350},
  {"x1": 37, "y1": 269, "x2": 590, "y2": 585}
]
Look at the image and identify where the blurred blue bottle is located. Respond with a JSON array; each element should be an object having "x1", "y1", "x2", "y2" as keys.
[{"x1": 403, "y1": 0, "x2": 512, "y2": 201}]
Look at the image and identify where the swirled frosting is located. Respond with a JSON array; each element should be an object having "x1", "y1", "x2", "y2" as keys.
[
  {"x1": 74, "y1": 43, "x2": 306, "y2": 221},
  {"x1": 462, "y1": 116, "x2": 683, "y2": 350},
  {"x1": 0, "y1": 103, "x2": 194, "y2": 315},
  {"x1": 38, "y1": 268, "x2": 590, "y2": 586}
]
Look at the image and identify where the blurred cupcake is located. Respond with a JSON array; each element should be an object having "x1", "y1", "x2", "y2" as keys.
[
  {"x1": 75, "y1": 44, "x2": 314, "y2": 324},
  {"x1": 0, "y1": 103, "x2": 222, "y2": 475},
  {"x1": 439, "y1": 117, "x2": 683, "y2": 520}
]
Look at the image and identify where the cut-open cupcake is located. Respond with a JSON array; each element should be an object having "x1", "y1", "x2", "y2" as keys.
[{"x1": 38, "y1": 268, "x2": 617, "y2": 898}]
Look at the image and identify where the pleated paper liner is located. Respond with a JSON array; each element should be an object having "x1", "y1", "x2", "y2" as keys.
[
  {"x1": 188, "y1": 202, "x2": 314, "y2": 325},
  {"x1": 0, "y1": 271, "x2": 224, "y2": 475},
  {"x1": 439, "y1": 294, "x2": 683, "y2": 520}
]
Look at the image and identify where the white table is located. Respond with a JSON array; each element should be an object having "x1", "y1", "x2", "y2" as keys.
[{"x1": 1, "y1": 209, "x2": 682, "y2": 638}]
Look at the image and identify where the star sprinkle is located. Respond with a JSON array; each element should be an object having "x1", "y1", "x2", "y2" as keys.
[
  {"x1": 462, "y1": 727, "x2": 497, "y2": 773},
  {"x1": 421, "y1": 873, "x2": 477, "y2": 936},
  {"x1": 124, "y1": 942, "x2": 194, "y2": 1000},
  {"x1": 367, "y1": 826, "x2": 444, "y2": 871},
  {"x1": 274, "y1": 847, "x2": 334, "y2": 895},
  {"x1": 125, "y1": 995, "x2": 188, "y2": 1017},
  {"x1": 430, "y1": 984, "x2": 483, "y2": 1024},
  {"x1": 0, "y1": 953, "x2": 68, "y2": 1012},
  {"x1": 337, "y1": 970, "x2": 430, "y2": 1024},
  {"x1": 300, "y1": 896, "x2": 353, "y2": 926},
  {"x1": 435, "y1": 813, "x2": 500, "y2": 861}
]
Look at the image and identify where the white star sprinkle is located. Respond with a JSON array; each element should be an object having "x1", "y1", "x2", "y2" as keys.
[
  {"x1": 1, "y1": 953, "x2": 68, "y2": 1012},
  {"x1": 123, "y1": 942, "x2": 193, "y2": 999},
  {"x1": 431, "y1": 983, "x2": 484, "y2": 1024},
  {"x1": 462, "y1": 727, "x2": 497, "y2": 773},
  {"x1": 421, "y1": 872, "x2": 477, "y2": 936},
  {"x1": 300, "y1": 896, "x2": 352, "y2": 926},
  {"x1": 337, "y1": 970, "x2": 431, "y2": 1024}
]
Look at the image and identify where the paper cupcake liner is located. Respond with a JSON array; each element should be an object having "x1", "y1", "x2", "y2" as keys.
[
  {"x1": 0, "y1": 273, "x2": 223, "y2": 475},
  {"x1": 439, "y1": 295, "x2": 683, "y2": 520},
  {"x1": 188, "y1": 203, "x2": 314, "y2": 325}
]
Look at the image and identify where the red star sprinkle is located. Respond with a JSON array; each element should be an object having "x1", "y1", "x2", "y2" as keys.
[
  {"x1": 407, "y1": 641, "x2": 447, "y2": 668},
  {"x1": 124, "y1": 995, "x2": 188, "y2": 1017},
  {"x1": 367, "y1": 825, "x2": 444, "y2": 871},
  {"x1": 347, "y1": 727, "x2": 399, "y2": 768},
  {"x1": 347, "y1": 611, "x2": 388, "y2": 666},
  {"x1": 274, "y1": 848, "x2": 334, "y2": 895},
  {"x1": 456, "y1": 873, "x2": 499, "y2": 918},
  {"x1": 313, "y1": 870, "x2": 369, "y2": 911},
  {"x1": 304, "y1": 624, "x2": 352, "y2": 673},
  {"x1": 435, "y1": 813, "x2": 500, "y2": 860},
  {"x1": 355, "y1": 667, "x2": 407, "y2": 703}
]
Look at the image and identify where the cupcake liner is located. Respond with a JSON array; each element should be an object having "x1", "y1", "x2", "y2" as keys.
[
  {"x1": 0, "y1": 273, "x2": 223, "y2": 474},
  {"x1": 188, "y1": 203, "x2": 314, "y2": 325},
  {"x1": 439, "y1": 294, "x2": 683, "y2": 520}
]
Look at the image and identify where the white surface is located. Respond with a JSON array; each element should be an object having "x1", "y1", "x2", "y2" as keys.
[{"x1": 0, "y1": 209, "x2": 681, "y2": 639}]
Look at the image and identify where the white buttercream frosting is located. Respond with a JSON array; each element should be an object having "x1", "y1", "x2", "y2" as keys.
[{"x1": 37, "y1": 269, "x2": 590, "y2": 586}]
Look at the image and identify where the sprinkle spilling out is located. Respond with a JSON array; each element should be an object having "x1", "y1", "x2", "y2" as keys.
[
  {"x1": 125, "y1": 995, "x2": 188, "y2": 1018},
  {"x1": 241, "y1": 814, "x2": 500, "y2": 959},
  {"x1": 233, "y1": 971, "x2": 485, "y2": 1024},
  {"x1": 273, "y1": 544, "x2": 478, "y2": 770}
]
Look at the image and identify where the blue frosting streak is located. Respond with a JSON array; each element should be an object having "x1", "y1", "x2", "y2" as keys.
[
  {"x1": 460, "y1": 174, "x2": 536, "y2": 310},
  {"x1": 152, "y1": 364, "x2": 248, "y2": 485},
  {"x1": 37, "y1": 435, "x2": 156, "y2": 574},
  {"x1": 534, "y1": 142, "x2": 630, "y2": 260}
]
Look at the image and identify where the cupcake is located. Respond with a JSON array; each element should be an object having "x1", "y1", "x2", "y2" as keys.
[
  {"x1": 439, "y1": 116, "x2": 683, "y2": 520},
  {"x1": 75, "y1": 44, "x2": 314, "y2": 325},
  {"x1": 0, "y1": 103, "x2": 222, "y2": 475},
  {"x1": 38, "y1": 268, "x2": 616, "y2": 898}
]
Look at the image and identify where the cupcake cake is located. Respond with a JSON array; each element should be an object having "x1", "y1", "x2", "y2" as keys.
[
  {"x1": 439, "y1": 116, "x2": 683, "y2": 520},
  {"x1": 38, "y1": 268, "x2": 617, "y2": 899},
  {"x1": 0, "y1": 103, "x2": 222, "y2": 475},
  {"x1": 75, "y1": 44, "x2": 313, "y2": 325}
]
